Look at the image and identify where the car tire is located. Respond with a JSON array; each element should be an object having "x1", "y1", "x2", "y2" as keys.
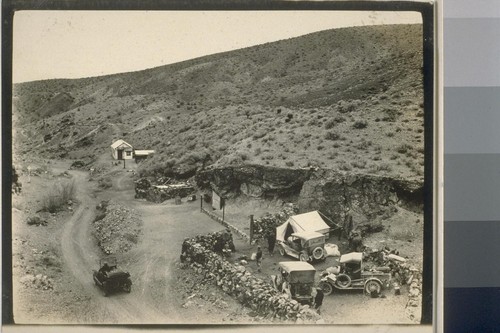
[
  {"x1": 279, "y1": 246, "x2": 285, "y2": 256},
  {"x1": 335, "y1": 274, "x2": 352, "y2": 289},
  {"x1": 364, "y1": 280, "x2": 382, "y2": 296},
  {"x1": 312, "y1": 247, "x2": 324, "y2": 260},
  {"x1": 319, "y1": 281, "x2": 333, "y2": 296},
  {"x1": 299, "y1": 252, "x2": 309, "y2": 262}
]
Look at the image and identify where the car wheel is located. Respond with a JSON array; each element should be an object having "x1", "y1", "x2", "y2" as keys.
[
  {"x1": 335, "y1": 274, "x2": 352, "y2": 289},
  {"x1": 365, "y1": 280, "x2": 382, "y2": 296},
  {"x1": 279, "y1": 246, "x2": 285, "y2": 256},
  {"x1": 319, "y1": 281, "x2": 333, "y2": 296},
  {"x1": 312, "y1": 247, "x2": 324, "y2": 260},
  {"x1": 299, "y1": 252, "x2": 309, "y2": 262}
]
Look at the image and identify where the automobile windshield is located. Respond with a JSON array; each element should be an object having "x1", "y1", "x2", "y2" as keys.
[{"x1": 288, "y1": 270, "x2": 315, "y2": 284}]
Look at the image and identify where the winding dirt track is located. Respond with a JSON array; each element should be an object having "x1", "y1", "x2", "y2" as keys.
[{"x1": 60, "y1": 169, "x2": 225, "y2": 324}]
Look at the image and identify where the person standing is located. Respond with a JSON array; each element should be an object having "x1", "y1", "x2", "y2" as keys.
[
  {"x1": 314, "y1": 287, "x2": 324, "y2": 314},
  {"x1": 256, "y1": 245, "x2": 263, "y2": 272}
]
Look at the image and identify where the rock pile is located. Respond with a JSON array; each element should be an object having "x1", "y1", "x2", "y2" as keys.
[
  {"x1": 20, "y1": 273, "x2": 54, "y2": 291},
  {"x1": 134, "y1": 178, "x2": 152, "y2": 199},
  {"x1": 405, "y1": 268, "x2": 423, "y2": 322},
  {"x1": 134, "y1": 177, "x2": 194, "y2": 203},
  {"x1": 181, "y1": 234, "x2": 322, "y2": 323},
  {"x1": 146, "y1": 184, "x2": 194, "y2": 203},
  {"x1": 364, "y1": 246, "x2": 423, "y2": 321},
  {"x1": 252, "y1": 203, "x2": 298, "y2": 240},
  {"x1": 92, "y1": 200, "x2": 142, "y2": 254}
]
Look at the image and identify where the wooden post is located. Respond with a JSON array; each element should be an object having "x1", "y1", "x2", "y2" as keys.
[
  {"x1": 249, "y1": 215, "x2": 254, "y2": 244},
  {"x1": 200, "y1": 195, "x2": 203, "y2": 212},
  {"x1": 222, "y1": 204, "x2": 225, "y2": 223},
  {"x1": 123, "y1": 159, "x2": 126, "y2": 169}
]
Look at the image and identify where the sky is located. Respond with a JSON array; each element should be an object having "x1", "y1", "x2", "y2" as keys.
[{"x1": 13, "y1": 10, "x2": 422, "y2": 83}]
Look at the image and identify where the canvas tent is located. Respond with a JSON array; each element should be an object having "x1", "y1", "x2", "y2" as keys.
[{"x1": 276, "y1": 211, "x2": 330, "y2": 242}]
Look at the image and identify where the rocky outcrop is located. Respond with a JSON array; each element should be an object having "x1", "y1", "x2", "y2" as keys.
[
  {"x1": 196, "y1": 166, "x2": 423, "y2": 228},
  {"x1": 298, "y1": 170, "x2": 423, "y2": 225},
  {"x1": 196, "y1": 165, "x2": 313, "y2": 199}
]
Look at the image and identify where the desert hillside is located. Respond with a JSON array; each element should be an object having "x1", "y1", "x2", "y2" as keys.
[{"x1": 13, "y1": 24, "x2": 424, "y2": 181}]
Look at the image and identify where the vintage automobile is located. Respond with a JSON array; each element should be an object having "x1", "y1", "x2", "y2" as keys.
[
  {"x1": 278, "y1": 231, "x2": 326, "y2": 262},
  {"x1": 271, "y1": 261, "x2": 316, "y2": 305},
  {"x1": 92, "y1": 257, "x2": 132, "y2": 296},
  {"x1": 319, "y1": 252, "x2": 391, "y2": 297}
]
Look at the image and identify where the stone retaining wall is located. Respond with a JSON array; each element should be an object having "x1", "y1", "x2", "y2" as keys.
[{"x1": 181, "y1": 235, "x2": 322, "y2": 323}]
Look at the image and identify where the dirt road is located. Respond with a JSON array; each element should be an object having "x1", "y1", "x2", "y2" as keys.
[{"x1": 60, "y1": 167, "x2": 227, "y2": 323}]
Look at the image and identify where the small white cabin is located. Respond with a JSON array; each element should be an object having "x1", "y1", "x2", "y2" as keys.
[{"x1": 110, "y1": 139, "x2": 133, "y2": 160}]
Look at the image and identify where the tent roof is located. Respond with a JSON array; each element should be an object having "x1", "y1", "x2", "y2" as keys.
[
  {"x1": 279, "y1": 261, "x2": 315, "y2": 272},
  {"x1": 111, "y1": 139, "x2": 133, "y2": 149},
  {"x1": 291, "y1": 231, "x2": 325, "y2": 240},
  {"x1": 288, "y1": 211, "x2": 330, "y2": 232}
]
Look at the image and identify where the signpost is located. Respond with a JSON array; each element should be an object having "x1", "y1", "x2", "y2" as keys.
[
  {"x1": 212, "y1": 190, "x2": 225, "y2": 222},
  {"x1": 249, "y1": 215, "x2": 254, "y2": 244}
]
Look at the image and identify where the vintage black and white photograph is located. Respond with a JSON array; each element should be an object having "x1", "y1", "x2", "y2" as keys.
[{"x1": 10, "y1": 7, "x2": 431, "y2": 325}]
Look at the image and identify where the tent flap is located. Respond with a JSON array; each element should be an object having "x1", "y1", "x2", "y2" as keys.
[{"x1": 276, "y1": 211, "x2": 330, "y2": 241}]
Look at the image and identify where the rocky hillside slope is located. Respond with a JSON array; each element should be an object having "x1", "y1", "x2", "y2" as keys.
[{"x1": 13, "y1": 24, "x2": 424, "y2": 181}]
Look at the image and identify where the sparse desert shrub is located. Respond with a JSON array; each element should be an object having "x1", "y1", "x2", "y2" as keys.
[
  {"x1": 338, "y1": 100, "x2": 356, "y2": 113},
  {"x1": 199, "y1": 119, "x2": 214, "y2": 129},
  {"x1": 397, "y1": 144, "x2": 412, "y2": 154},
  {"x1": 285, "y1": 161, "x2": 294, "y2": 167},
  {"x1": 356, "y1": 139, "x2": 372, "y2": 150},
  {"x1": 334, "y1": 116, "x2": 346, "y2": 123},
  {"x1": 254, "y1": 147, "x2": 262, "y2": 156},
  {"x1": 324, "y1": 119, "x2": 336, "y2": 129},
  {"x1": 352, "y1": 120, "x2": 368, "y2": 129},
  {"x1": 239, "y1": 152, "x2": 249, "y2": 161},
  {"x1": 27, "y1": 216, "x2": 48, "y2": 226},
  {"x1": 325, "y1": 131, "x2": 341, "y2": 141},
  {"x1": 181, "y1": 150, "x2": 209, "y2": 166},
  {"x1": 178, "y1": 125, "x2": 191, "y2": 133},
  {"x1": 308, "y1": 119, "x2": 319, "y2": 126},
  {"x1": 379, "y1": 163, "x2": 393, "y2": 172},
  {"x1": 263, "y1": 154, "x2": 275, "y2": 160},
  {"x1": 338, "y1": 160, "x2": 352, "y2": 171},
  {"x1": 252, "y1": 129, "x2": 267, "y2": 139},
  {"x1": 98, "y1": 177, "x2": 112, "y2": 190},
  {"x1": 40, "y1": 180, "x2": 76, "y2": 213},
  {"x1": 351, "y1": 159, "x2": 367, "y2": 169}
]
